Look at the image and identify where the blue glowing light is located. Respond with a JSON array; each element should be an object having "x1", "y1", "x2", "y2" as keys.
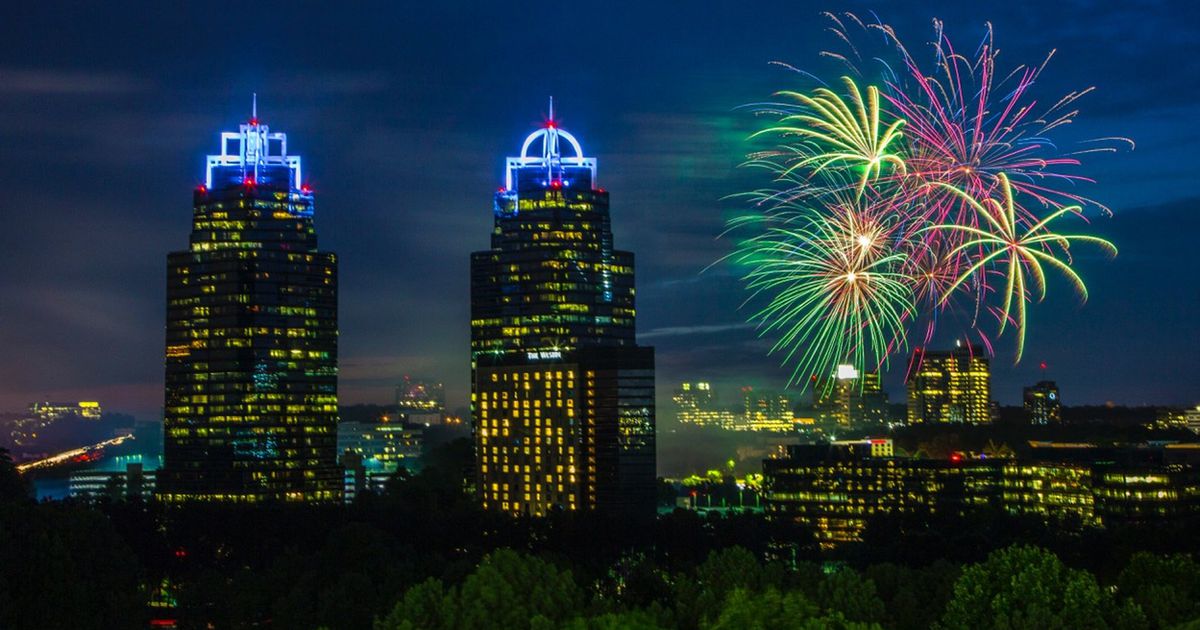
[
  {"x1": 503, "y1": 97, "x2": 597, "y2": 191},
  {"x1": 205, "y1": 95, "x2": 303, "y2": 191}
]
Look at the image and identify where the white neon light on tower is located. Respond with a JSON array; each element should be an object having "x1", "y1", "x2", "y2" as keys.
[
  {"x1": 205, "y1": 94, "x2": 303, "y2": 190},
  {"x1": 504, "y1": 97, "x2": 597, "y2": 191}
]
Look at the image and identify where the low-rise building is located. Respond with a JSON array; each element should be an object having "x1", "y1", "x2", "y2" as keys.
[
  {"x1": 338, "y1": 420, "x2": 424, "y2": 501},
  {"x1": 69, "y1": 462, "x2": 156, "y2": 500},
  {"x1": 763, "y1": 440, "x2": 1200, "y2": 545}
]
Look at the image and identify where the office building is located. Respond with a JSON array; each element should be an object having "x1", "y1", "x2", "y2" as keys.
[
  {"x1": 338, "y1": 421, "x2": 423, "y2": 472},
  {"x1": 338, "y1": 420, "x2": 423, "y2": 500},
  {"x1": 158, "y1": 101, "x2": 341, "y2": 503},
  {"x1": 395, "y1": 376, "x2": 446, "y2": 425},
  {"x1": 471, "y1": 102, "x2": 655, "y2": 517},
  {"x1": 1023, "y1": 380, "x2": 1062, "y2": 424},
  {"x1": 672, "y1": 382, "x2": 737, "y2": 429},
  {"x1": 29, "y1": 401, "x2": 102, "y2": 421},
  {"x1": 1153, "y1": 408, "x2": 1189, "y2": 431},
  {"x1": 763, "y1": 440, "x2": 1200, "y2": 545},
  {"x1": 762, "y1": 442, "x2": 993, "y2": 544},
  {"x1": 70, "y1": 462, "x2": 156, "y2": 501},
  {"x1": 742, "y1": 387, "x2": 793, "y2": 432},
  {"x1": 814, "y1": 365, "x2": 889, "y2": 427},
  {"x1": 906, "y1": 343, "x2": 991, "y2": 424}
]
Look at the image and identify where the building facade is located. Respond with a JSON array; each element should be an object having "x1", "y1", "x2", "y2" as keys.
[
  {"x1": 672, "y1": 382, "x2": 737, "y2": 429},
  {"x1": 742, "y1": 387, "x2": 793, "y2": 432},
  {"x1": 70, "y1": 462, "x2": 156, "y2": 501},
  {"x1": 29, "y1": 401, "x2": 102, "y2": 421},
  {"x1": 763, "y1": 441, "x2": 1200, "y2": 545},
  {"x1": 158, "y1": 105, "x2": 340, "y2": 503},
  {"x1": 906, "y1": 343, "x2": 991, "y2": 424},
  {"x1": 395, "y1": 376, "x2": 446, "y2": 425},
  {"x1": 1023, "y1": 380, "x2": 1062, "y2": 424},
  {"x1": 471, "y1": 104, "x2": 655, "y2": 518},
  {"x1": 339, "y1": 420, "x2": 423, "y2": 500},
  {"x1": 814, "y1": 365, "x2": 889, "y2": 428}
]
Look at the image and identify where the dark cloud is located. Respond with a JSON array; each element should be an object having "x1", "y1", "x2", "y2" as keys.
[
  {"x1": 0, "y1": 68, "x2": 147, "y2": 95},
  {"x1": 641, "y1": 323, "x2": 756, "y2": 340}
]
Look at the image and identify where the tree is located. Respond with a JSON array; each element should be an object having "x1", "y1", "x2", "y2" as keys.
[
  {"x1": 817, "y1": 567, "x2": 886, "y2": 624},
  {"x1": 0, "y1": 502, "x2": 143, "y2": 629},
  {"x1": 696, "y1": 546, "x2": 777, "y2": 598},
  {"x1": 0, "y1": 448, "x2": 30, "y2": 504},
  {"x1": 561, "y1": 609, "x2": 669, "y2": 630},
  {"x1": 455, "y1": 549, "x2": 583, "y2": 630},
  {"x1": 378, "y1": 549, "x2": 582, "y2": 630},
  {"x1": 939, "y1": 544, "x2": 1146, "y2": 630},
  {"x1": 376, "y1": 577, "x2": 456, "y2": 630},
  {"x1": 675, "y1": 546, "x2": 783, "y2": 628},
  {"x1": 866, "y1": 560, "x2": 959, "y2": 630},
  {"x1": 704, "y1": 587, "x2": 880, "y2": 630},
  {"x1": 383, "y1": 438, "x2": 475, "y2": 512},
  {"x1": 1116, "y1": 552, "x2": 1200, "y2": 629}
]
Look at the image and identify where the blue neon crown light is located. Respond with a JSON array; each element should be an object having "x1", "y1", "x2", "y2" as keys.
[{"x1": 205, "y1": 95, "x2": 302, "y2": 190}]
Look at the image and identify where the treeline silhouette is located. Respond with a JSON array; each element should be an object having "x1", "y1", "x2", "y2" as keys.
[{"x1": 2, "y1": 442, "x2": 1199, "y2": 629}]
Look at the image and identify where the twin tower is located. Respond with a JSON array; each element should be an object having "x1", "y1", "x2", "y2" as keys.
[{"x1": 158, "y1": 103, "x2": 657, "y2": 517}]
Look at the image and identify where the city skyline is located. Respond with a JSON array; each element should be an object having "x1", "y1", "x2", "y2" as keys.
[{"x1": 1, "y1": 1, "x2": 1197, "y2": 419}]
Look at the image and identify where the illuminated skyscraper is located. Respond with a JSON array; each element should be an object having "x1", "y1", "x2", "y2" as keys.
[
  {"x1": 471, "y1": 104, "x2": 635, "y2": 357},
  {"x1": 158, "y1": 101, "x2": 340, "y2": 503},
  {"x1": 1024, "y1": 380, "x2": 1062, "y2": 425},
  {"x1": 472, "y1": 101, "x2": 655, "y2": 517},
  {"x1": 814, "y1": 365, "x2": 889, "y2": 427},
  {"x1": 906, "y1": 343, "x2": 991, "y2": 424}
]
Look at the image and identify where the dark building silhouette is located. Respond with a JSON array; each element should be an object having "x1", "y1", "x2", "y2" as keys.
[
  {"x1": 1024, "y1": 380, "x2": 1062, "y2": 424},
  {"x1": 471, "y1": 101, "x2": 655, "y2": 517},
  {"x1": 158, "y1": 102, "x2": 340, "y2": 503}
]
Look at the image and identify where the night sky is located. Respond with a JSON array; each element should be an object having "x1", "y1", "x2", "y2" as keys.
[{"x1": 1, "y1": 1, "x2": 1197, "y2": 418}]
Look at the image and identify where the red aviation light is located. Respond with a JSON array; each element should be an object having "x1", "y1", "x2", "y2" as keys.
[
  {"x1": 300, "y1": 184, "x2": 312, "y2": 194},
  {"x1": 550, "y1": 180, "x2": 562, "y2": 190},
  {"x1": 244, "y1": 176, "x2": 256, "y2": 187}
]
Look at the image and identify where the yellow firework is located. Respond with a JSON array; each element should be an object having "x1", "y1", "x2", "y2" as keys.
[{"x1": 924, "y1": 173, "x2": 1117, "y2": 361}]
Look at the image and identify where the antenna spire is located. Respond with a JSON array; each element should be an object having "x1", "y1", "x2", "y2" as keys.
[
  {"x1": 548, "y1": 95, "x2": 554, "y2": 124},
  {"x1": 252, "y1": 92, "x2": 258, "y2": 122}
]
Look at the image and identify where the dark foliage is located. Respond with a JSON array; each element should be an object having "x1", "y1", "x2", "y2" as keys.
[{"x1": 4, "y1": 438, "x2": 1200, "y2": 628}]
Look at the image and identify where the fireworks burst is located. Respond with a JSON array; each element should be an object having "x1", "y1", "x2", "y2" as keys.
[
  {"x1": 924, "y1": 174, "x2": 1117, "y2": 361},
  {"x1": 753, "y1": 76, "x2": 906, "y2": 196},
  {"x1": 731, "y1": 14, "x2": 1124, "y2": 388},
  {"x1": 737, "y1": 196, "x2": 913, "y2": 386}
]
